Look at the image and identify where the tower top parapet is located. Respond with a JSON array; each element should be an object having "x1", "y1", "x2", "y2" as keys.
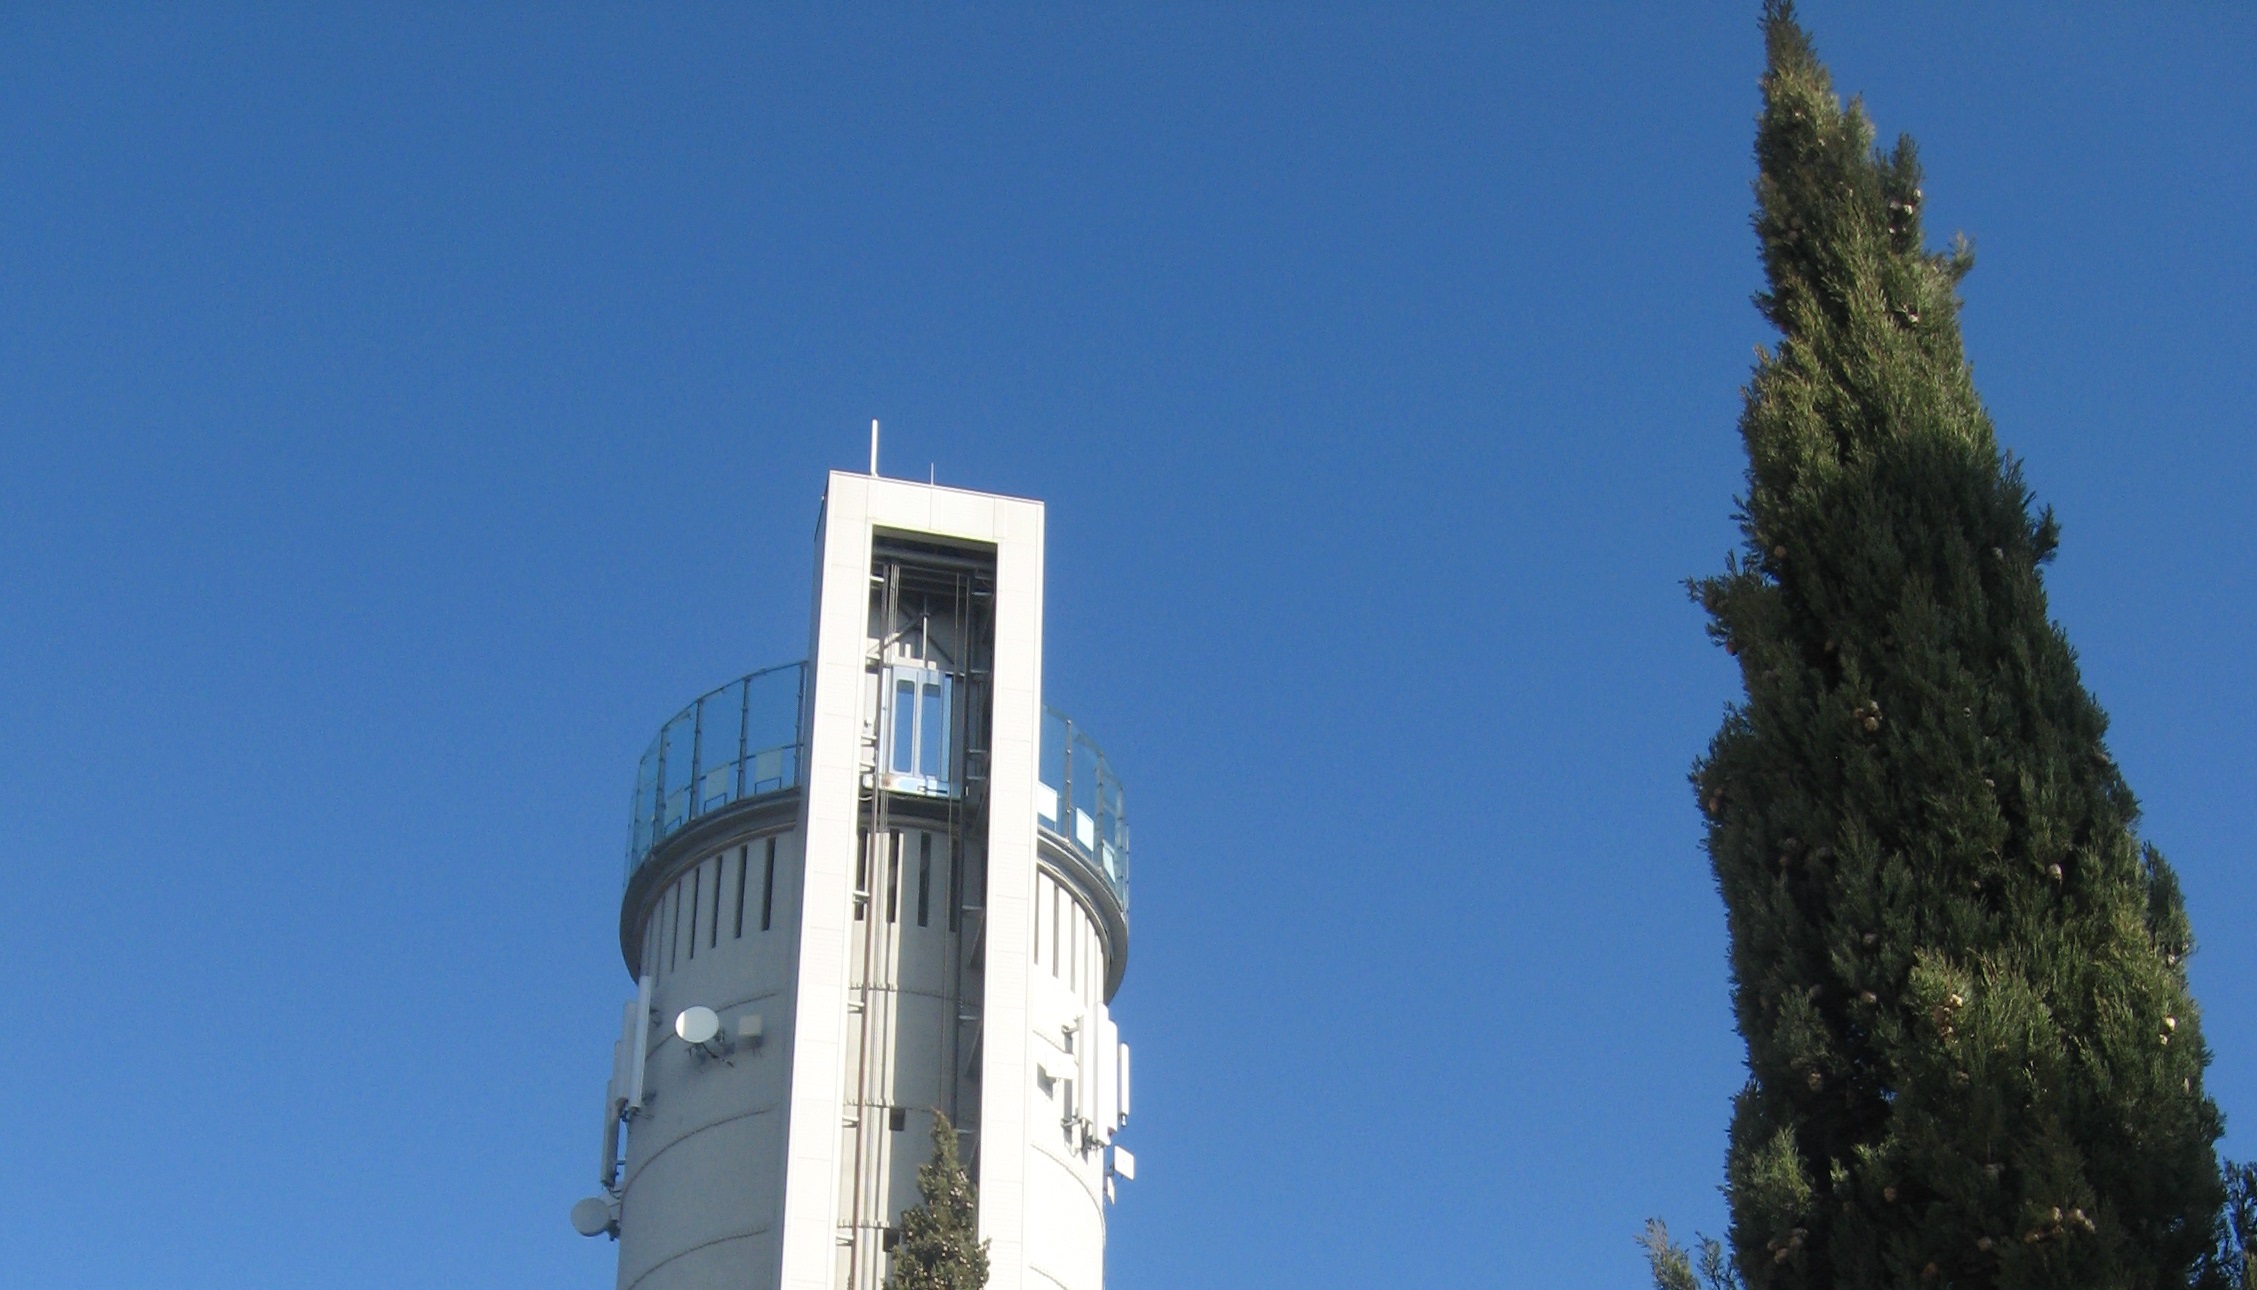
[{"x1": 623, "y1": 664, "x2": 1130, "y2": 915}]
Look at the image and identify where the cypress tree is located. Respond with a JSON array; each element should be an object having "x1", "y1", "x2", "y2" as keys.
[
  {"x1": 886, "y1": 1114, "x2": 990, "y2": 1290},
  {"x1": 1685, "y1": 5, "x2": 2226, "y2": 1286}
]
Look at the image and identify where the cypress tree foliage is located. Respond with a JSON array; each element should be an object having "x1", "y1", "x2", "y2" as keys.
[
  {"x1": 886, "y1": 1113, "x2": 990, "y2": 1290},
  {"x1": 1684, "y1": 5, "x2": 2227, "y2": 1286}
]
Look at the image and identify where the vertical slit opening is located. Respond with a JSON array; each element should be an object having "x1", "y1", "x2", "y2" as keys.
[
  {"x1": 761, "y1": 837, "x2": 777, "y2": 932},
  {"x1": 947, "y1": 844, "x2": 961, "y2": 934},
  {"x1": 734, "y1": 846, "x2": 748, "y2": 938},
  {"x1": 887, "y1": 831, "x2": 901, "y2": 924},
  {"x1": 686, "y1": 866, "x2": 700, "y2": 960},
  {"x1": 917, "y1": 833, "x2": 932, "y2": 928}
]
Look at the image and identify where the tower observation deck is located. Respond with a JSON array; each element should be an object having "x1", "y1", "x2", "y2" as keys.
[{"x1": 576, "y1": 473, "x2": 1137, "y2": 1290}]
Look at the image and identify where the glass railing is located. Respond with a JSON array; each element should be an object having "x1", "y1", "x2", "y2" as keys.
[
  {"x1": 625, "y1": 662, "x2": 806, "y2": 882},
  {"x1": 623, "y1": 668, "x2": 1130, "y2": 914},
  {"x1": 1039, "y1": 706, "x2": 1130, "y2": 911}
]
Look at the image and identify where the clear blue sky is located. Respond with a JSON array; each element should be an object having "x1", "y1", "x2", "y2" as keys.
[{"x1": 2, "y1": 5, "x2": 2250, "y2": 1287}]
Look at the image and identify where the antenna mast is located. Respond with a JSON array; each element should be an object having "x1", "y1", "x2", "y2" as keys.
[{"x1": 869, "y1": 420, "x2": 880, "y2": 477}]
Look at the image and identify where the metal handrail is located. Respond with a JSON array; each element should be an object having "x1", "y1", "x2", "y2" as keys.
[
  {"x1": 1038, "y1": 705, "x2": 1131, "y2": 910},
  {"x1": 621, "y1": 667, "x2": 1130, "y2": 912},
  {"x1": 624, "y1": 661, "x2": 806, "y2": 882}
]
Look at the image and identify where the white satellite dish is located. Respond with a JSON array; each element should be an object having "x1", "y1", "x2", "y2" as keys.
[
  {"x1": 674, "y1": 1006, "x2": 721, "y2": 1046},
  {"x1": 570, "y1": 1196, "x2": 614, "y2": 1237}
]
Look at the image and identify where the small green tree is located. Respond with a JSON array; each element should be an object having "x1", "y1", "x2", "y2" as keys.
[
  {"x1": 2201, "y1": 1163, "x2": 2257, "y2": 1289},
  {"x1": 1643, "y1": 1218, "x2": 1741, "y2": 1290},
  {"x1": 1675, "y1": 4, "x2": 2229, "y2": 1287},
  {"x1": 887, "y1": 1113, "x2": 990, "y2": 1290}
]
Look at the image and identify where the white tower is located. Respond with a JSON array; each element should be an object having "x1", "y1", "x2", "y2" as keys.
[{"x1": 576, "y1": 472, "x2": 1136, "y2": 1290}]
